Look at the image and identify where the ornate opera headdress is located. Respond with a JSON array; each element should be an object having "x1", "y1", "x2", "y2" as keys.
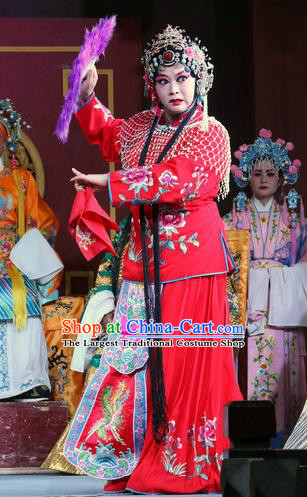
[
  {"x1": 230, "y1": 128, "x2": 302, "y2": 189},
  {"x1": 0, "y1": 99, "x2": 28, "y2": 154},
  {"x1": 142, "y1": 25, "x2": 214, "y2": 108}
]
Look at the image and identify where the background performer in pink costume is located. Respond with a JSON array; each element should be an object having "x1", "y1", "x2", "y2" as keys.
[{"x1": 224, "y1": 129, "x2": 306, "y2": 447}]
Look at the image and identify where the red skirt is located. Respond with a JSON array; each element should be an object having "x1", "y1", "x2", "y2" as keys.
[{"x1": 105, "y1": 274, "x2": 242, "y2": 494}]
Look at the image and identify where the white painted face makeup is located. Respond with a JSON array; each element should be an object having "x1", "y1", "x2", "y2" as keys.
[
  {"x1": 250, "y1": 159, "x2": 281, "y2": 205},
  {"x1": 155, "y1": 63, "x2": 196, "y2": 120}
]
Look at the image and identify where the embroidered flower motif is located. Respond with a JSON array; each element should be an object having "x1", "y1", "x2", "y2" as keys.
[
  {"x1": 168, "y1": 419, "x2": 176, "y2": 432},
  {"x1": 191, "y1": 165, "x2": 206, "y2": 179},
  {"x1": 121, "y1": 168, "x2": 153, "y2": 195},
  {"x1": 27, "y1": 216, "x2": 38, "y2": 228},
  {"x1": 198, "y1": 419, "x2": 216, "y2": 444},
  {"x1": 187, "y1": 424, "x2": 195, "y2": 440},
  {"x1": 187, "y1": 424, "x2": 196, "y2": 448},
  {"x1": 0, "y1": 190, "x2": 12, "y2": 216},
  {"x1": 159, "y1": 209, "x2": 186, "y2": 235},
  {"x1": 251, "y1": 334, "x2": 278, "y2": 403},
  {"x1": 76, "y1": 225, "x2": 96, "y2": 250},
  {"x1": 2, "y1": 241, "x2": 11, "y2": 252},
  {"x1": 162, "y1": 420, "x2": 186, "y2": 476},
  {"x1": 174, "y1": 437, "x2": 183, "y2": 449},
  {"x1": 180, "y1": 165, "x2": 208, "y2": 202},
  {"x1": 180, "y1": 182, "x2": 194, "y2": 196},
  {"x1": 258, "y1": 386, "x2": 267, "y2": 393},
  {"x1": 158, "y1": 170, "x2": 178, "y2": 188}
]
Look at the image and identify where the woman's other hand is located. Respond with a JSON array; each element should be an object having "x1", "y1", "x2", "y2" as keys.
[{"x1": 70, "y1": 168, "x2": 108, "y2": 190}]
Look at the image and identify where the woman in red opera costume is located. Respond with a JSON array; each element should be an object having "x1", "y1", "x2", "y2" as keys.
[{"x1": 65, "y1": 25, "x2": 242, "y2": 494}]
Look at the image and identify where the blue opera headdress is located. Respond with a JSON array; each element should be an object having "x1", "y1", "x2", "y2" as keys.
[{"x1": 230, "y1": 128, "x2": 302, "y2": 188}]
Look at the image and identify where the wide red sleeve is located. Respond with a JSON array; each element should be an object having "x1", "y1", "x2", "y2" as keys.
[
  {"x1": 108, "y1": 156, "x2": 218, "y2": 206},
  {"x1": 75, "y1": 95, "x2": 124, "y2": 163},
  {"x1": 107, "y1": 122, "x2": 230, "y2": 206}
]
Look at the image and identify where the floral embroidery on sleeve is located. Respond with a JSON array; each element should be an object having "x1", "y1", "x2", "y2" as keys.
[
  {"x1": 121, "y1": 167, "x2": 153, "y2": 195},
  {"x1": 118, "y1": 168, "x2": 179, "y2": 203},
  {"x1": 180, "y1": 165, "x2": 208, "y2": 202},
  {"x1": 158, "y1": 170, "x2": 179, "y2": 189}
]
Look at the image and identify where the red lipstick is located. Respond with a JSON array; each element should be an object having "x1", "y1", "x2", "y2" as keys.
[{"x1": 170, "y1": 99, "x2": 183, "y2": 106}]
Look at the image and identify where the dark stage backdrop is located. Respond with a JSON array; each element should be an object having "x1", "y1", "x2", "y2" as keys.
[{"x1": 0, "y1": 18, "x2": 143, "y2": 289}]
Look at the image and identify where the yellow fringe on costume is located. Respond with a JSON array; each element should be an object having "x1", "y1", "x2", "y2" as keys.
[
  {"x1": 7, "y1": 263, "x2": 27, "y2": 330},
  {"x1": 7, "y1": 169, "x2": 27, "y2": 329},
  {"x1": 13, "y1": 169, "x2": 25, "y2": 238}
]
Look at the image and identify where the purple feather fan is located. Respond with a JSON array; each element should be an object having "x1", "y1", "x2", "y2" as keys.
[{"x1": 55, "y1": 16, "x2": 116, "y2": 143}]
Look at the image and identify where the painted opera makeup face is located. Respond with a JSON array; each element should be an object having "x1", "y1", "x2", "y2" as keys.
[
  {"x1": 155, "y1": 63, "x2": 196, "y2": 119},
  {"x1": 250, "y1": 159, "x2": 281, "y2": 204}
]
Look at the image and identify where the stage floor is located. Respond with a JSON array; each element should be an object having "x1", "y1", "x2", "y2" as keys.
[{"x1": 0, "y1": 473, "x2": 222, "y2": 497}]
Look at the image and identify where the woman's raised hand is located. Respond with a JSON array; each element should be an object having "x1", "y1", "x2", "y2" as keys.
[
  {"x1": 70, "y1": 168, "x2": 88, "y2": 190},
  {"x1": 70, "y1": 168, "x2": 108, "y2": 190},
  {"x1": 80, "y1": 66, "x2": 98, "y2": 102}
]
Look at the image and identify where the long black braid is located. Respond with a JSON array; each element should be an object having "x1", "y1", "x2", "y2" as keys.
[
  {"x1": 111, "y1": 214, "x2": 132, "y2": 302},
  {"x1": 138, "y1": 102, "x2": 198, "y2": 443}
]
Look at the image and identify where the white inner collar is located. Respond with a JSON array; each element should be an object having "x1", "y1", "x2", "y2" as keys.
[{"x1": 253, "y1": 196, "x2": 273, "y2": 212}]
